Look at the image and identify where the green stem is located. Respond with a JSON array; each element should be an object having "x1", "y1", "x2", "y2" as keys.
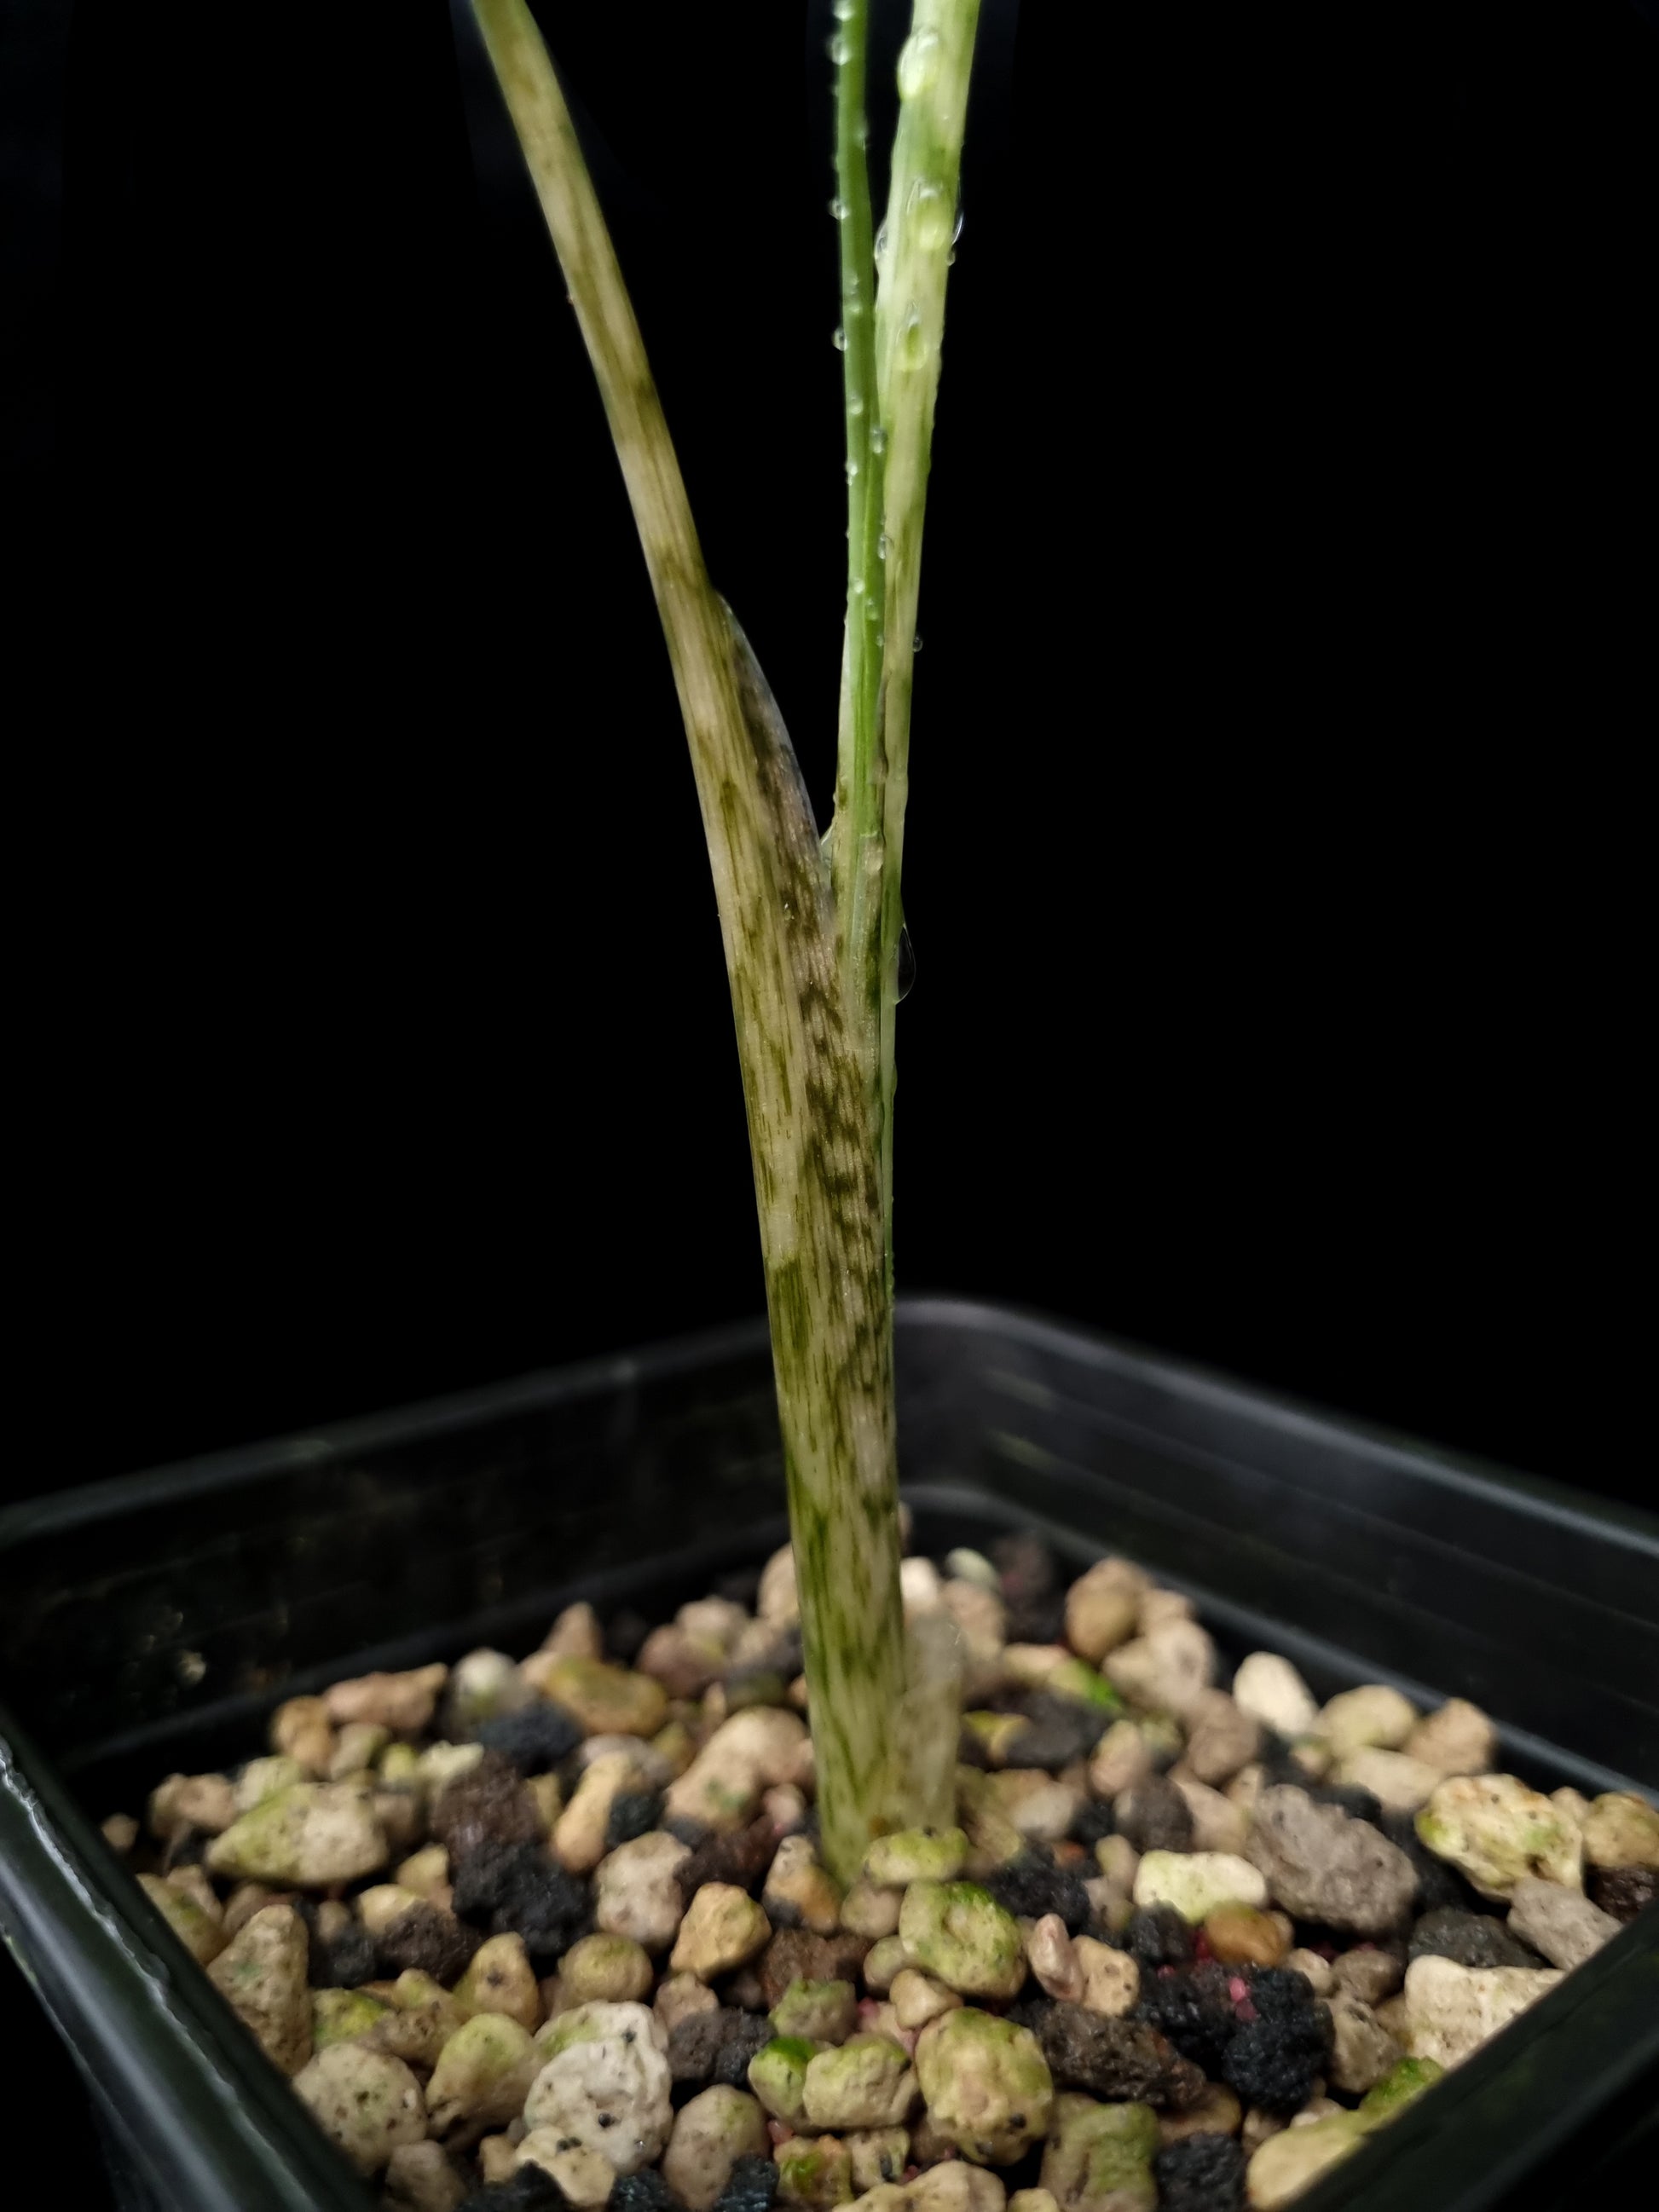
[
  {"x1": 871, "y1": 0, "x2": 981, "y2": 1239},
  {"x1": 465, "y1": 0, "x2": 906, "y2": 1883},
  {"x1": 830, "y1": 2, "x2": 888, "y2": 1181}
]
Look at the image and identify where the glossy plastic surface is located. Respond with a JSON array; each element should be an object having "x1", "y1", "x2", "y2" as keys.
[{"x1": 2, "y1": 1299, "x2": 1656, "y2": 2211}]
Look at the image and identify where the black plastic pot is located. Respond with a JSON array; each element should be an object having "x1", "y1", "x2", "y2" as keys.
[{"x1": 2, "y1": 1298, "x2": 1655, "y2": 2212}]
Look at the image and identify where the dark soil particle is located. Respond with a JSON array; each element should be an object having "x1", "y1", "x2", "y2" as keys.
[
  {"x1": 1069, "y1": 1798, "x2": 1117, "y2": 1851},
  {"x1": 431, "y1": 1750, "x2": 545, "y2": 1859},
  {"x1": 713, "y1": 2155, "x2": 779, "y2": 2212},
  {"x1": 1408, "y1": 1908, "x2": 1546, "y2": 1972},
  {"x1": 605, "y1": 1791, "x2": 666, "y2": 1851},
  {"x1": 667, "y1": 2007, "x2": 774, "y2": 2087},
  {"x1": 1307, "y1": 1782, "x2": 1384, "y2": 1827},
  {"x1": 472, "y1": 1705, "x2": 585, "y2": 1774},
  {"x1": 984, "y1": 1852, "x2": 1092, "y2": 1935},
  {"x1": 1153, "y1": 2131, "x2": 1247, "y2": 2212},
  {"x1": 1124, "y1": 1905, "x2": 1196, "y2": 1969},
  {"x1": 451, "y1": 1840, "x2": 590, "y2": 1964},
  {"x1": 679, "y1": 1815, "x2": 780, "y2": 1898},
  {"x1": 1221, "y1": 2006, "x2": 1332, "y2": 2115},
  {"x1": 1014, "y1": 1997, "x2": 1206, "y2": 2109},
  {"x1": 609, "y1": 2171, "x2": 679, "y2": 2212},
  {"x1": 1378, "y1": 1809, "x2": 1482, "y2": 1915},
  {"x1": 1136, "y1": 1961, "x2": 1245, "y2": 2076},
  {"x1": 1589, "y1": 1864, "x2": 1658, "y2": 1923},
  {"x1": 309, "y1": 1924, "x2": 379, "y2": 1990},
  {"x1": 377, "y1": 1902, "x2": 483, "y2": 1984},
  {"x1": 457, "y1": 2166, "x2": 568, "y2": 2211},
  {"x1": 1113, "y1": 1776, "x2": 1195, "y2": 1855},
  {"x1": 757, "y1": 1928, "x2": 870, "y2": 2009},
  {"x1": 1004, "y1": 1691, "x2": 1111, "y2": 1769}
]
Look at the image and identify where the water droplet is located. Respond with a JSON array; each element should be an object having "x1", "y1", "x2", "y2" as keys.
[
  {"x1": 878, "y1": 534, "x2": 889, "y2": 559},
  {"x1": 827, "y1": 35, "x2": 851, "y2": 66},
  {"x1": 897, "y1": 28, "x2": 941, "y2": 101},
  {"x1": 831, "y1": 326, "x2": 847, "y2": 350},
  {"x1": 897, "y1": 924, "x2": 917, "y2": 1002},
  {"x1": 829, "y1": 196, "x2": 848, "y2": 221},
  {"x1": 953, "y1": 211, "x2": 965, "y2": 245},
  {"x1": 908, "y1": 178, "x2": 952, "y2": 253},
  {"x1": 833, "y1": 0, "x2": 856, "y2": 18},
  {"x1": 898, "y1": 309, "x2": 931, "y2": 371},
  {"x1": 874, "y1": 220, "x2": 890, "y2": 264},
  {"x1": 851, "y1": 576, "x2": 866, "y2": 598},
  {"x1": 870, "y1": 424, "x2": 888, "y2": 454},
  {"x1": 846, "y1": 459, "x2": 859, "y2": 480},
  {"x1": 912, "y1": 634, "x2": 924, "y2": 652},
  {"x1": 848, "y1": 395, "x2": 865, "y2": 417}
]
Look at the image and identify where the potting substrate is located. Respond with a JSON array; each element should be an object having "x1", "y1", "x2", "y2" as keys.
[{"x1": 98, "y1": 1529, "x2": 1657, "y2": 2212}]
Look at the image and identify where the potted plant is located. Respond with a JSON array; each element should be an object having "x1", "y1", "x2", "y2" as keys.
[{"x1": 0, "y1": 7, "x2": 1654, "y2": 2212}]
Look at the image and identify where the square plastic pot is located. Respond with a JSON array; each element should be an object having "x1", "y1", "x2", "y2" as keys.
[{"x1": 2, "y1": 1298, "x2": 1655, "y2": 2212}]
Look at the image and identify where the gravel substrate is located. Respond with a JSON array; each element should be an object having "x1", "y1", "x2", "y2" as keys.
[{"x1": 101, "y1": 1536, "x2": 1657, "y2": 2212}]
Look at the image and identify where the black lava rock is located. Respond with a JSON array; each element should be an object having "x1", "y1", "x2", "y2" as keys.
[
  {"x1": 1006, "y1": 1692, "x2": 1111, "y2": 1769},
  {"x1": 452, "y1": 1839, "x2": 590, "y2": 1964},
  {"x1": 609, "y1": 2174, "x2": 679, "y2": 2212},
  {"x1": 714, "y1": 2155, "x2": 780, "y2": 2212},
  {"x1": 1590, "y1": 1864, "x2": 1658, "y2": 1923},
  {"x1": 1379, "y1": 1809, "x2": 1481, "y2": 1915},
  {"x1": 983, "y1": 1852, "x2": 1091, "y2": 1936},
  {"x1": 378, "y1": 1902, "x2": 483, "y2": 1985},
  {"x1": 310, "y1": 1924, "x2": 379, "y2": 1990},
  {"x1": 679, "y1": 1816, "x2": 779, "y2": 1899},
  {"x1": 473, "y1": 1704, "x2": 585, "y2": 1774},
  {"x1": 605, "y1": 1791, "x2": 665, "y2": 1851},
  {"x1": 1136, "y1": 1961, "x2": 1243, "y2": 2075},
  {"x1": 1153, "y1": 2132, "x2": 1247, "y2": 2212},
  {"x1": 1070, "y1": 1799, "x2": 1117, "y2": 1851},
  {"x1": 668, "y1": 2007, "x2": 773, "y2": 2087},
  {"x1": 1221, "y1": 2007, "x2": 1332, "y2": 2115},
  {"x1": 1309, "y1": 1782, "x2": 1384, "y2": 1827},
  {"x1": 1113, "y1": 1776, "x2": 1195, "y2": 1855},
  {"x1": 431, "y1": 1750, "x2": 545, "y2": 1859},
  {"x1": 1020, "y1": 1998, "x2": 1206, "y2": 2109},
  {"x1": 1408, "y1": 1909, "x2": 1545, "y2": 1971},
  {"x1": 1245, "y1": 1966, "x2": 1321, "y2": 2020},
  {"x1": 458, "y1": 2166, "x2": 568, "y2": 2212},
  {"x1": 1124, "y1": 1905, "x2": 1195, "y2": 1969}
]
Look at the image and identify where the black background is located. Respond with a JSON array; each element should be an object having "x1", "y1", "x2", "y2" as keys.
[{"x1": 4, "y1": 1, "x2": 1656, "y2": 2196}]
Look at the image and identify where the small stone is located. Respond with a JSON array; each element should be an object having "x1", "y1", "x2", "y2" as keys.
[
  {"x1": 1407, "y1": 1906, "x2": 1541, "y2": 1971},
  {"x1": 557, "y1": 1932, "x2": 656, "y2": 2007},
  {"x1": 1111, "y1": 1776, "x2": 1194, "y2": 1855},
  {"x1": 454, "y1": 1932, "x2": 543, "y2": 2030},
  {"x1": 1415, "y1": 1775, "x2": 1583, "y2": 1900},
  {"x1": 1064, "y1": 1561, "x2": 1145, "y2": 1663},
  {"x1": 137, "y1": 1872, "x2": 225, "y2": 1966},
  {"x1": 1137, "y1": 1590, "x2": 1194, "y2": 1634},
  {"x1": 915, "y1": 2007, "x2": 1054, "y2": 2163},
  {"x1": 538, "y1": 1599, "x2": 605, "y2": 1660},
  {"x1": 1329, "y1": 1948, "x2": 1402, "y2": 2004},
  {"x1": 359, "y1": 1884, "x2": 430, "y2": 1936},
  {"x1": 379, "y1": 1903, "x2": 482, "y2": 1986},
  {"x1": 1008, "y1": 2193, "x2": 1059, "y2": 2212},
  {"x1": 596, "y1": 1829, "x2": 692, "y2": 1952},
  {"x1": 647, "y1": 1969, "x2": 714, "y2": 2036},
  {"x1": 747, "y1": 2036, "x2": 815, "y2": 2122},
  {"x1": 773, "y1": 1978, "x2": 859, "y2": 2042},
  {"x1": 668, "y1": 1710, "x2": 813, "y2": 1834},
  {"x1": 149, "y1": 1770, "x2": 239, "y2": 1839},
  {"x1": 1104, "y1": 1622, "x2": 1217, "y2": 1723},
  {"x1": 523, "y1": 1654, "x2": 668, "y2": 1739},
  {"x1": 1184, "y1": 1694, "x2": 1261, "y2": 1788},
  {"x1": 765, "y1": 1836, "x2": 844, "y2": 1934},
  {"x1": 842, "y1": 1882, "x2": 905, "y2": 1939},
  {"x1": 384, "y1": 2140, "x2": 465, "y2": 2212},
  {"x1": 1040, "y1": 2092, "x2": 1158, "y2": 2212},
  {"x1": 1026, "y1": 1913, "x2": 1084, "y2": 2001},
  {"x1": 427, "y1": 2013, "x2": 540, "y2": 2134},
  {"x1": 1283, "y1": 1949, "x2": 1332, "y2": 1997},
  {"x1": 757, "y1": 1545, "x2": 800, "y2": 1626},
  {"x1": 1246, "y1": 1787, "x2": 1416, "y2": 1934},
  {"x1": 473, "y1": 1704, "x2": 584, "y2": 1776},
  {"x1": 556, "y1": 1751, "x2": 650, "y2": 1875},
  {"x1": 899, "y1": 1882, "x2": 1025, "y2": 2000},
  {"x1": 525, "y1": 2000, "x2": 673, "y2": 2174},
  {"x1": 418, "y1": 1742, "x2": 488, "y2": 1793},
  {"x1": 1325, "y1": 1995, "x2": 1401, "y2": 2095},
  {"x1": 803, "y1": 2034, "x2": 917, "y2": 2128},
  {"x1": 271, "y1": 1695, "x2": 338, "y2": 1775},
  {"x1": 673, "y1": 1883, "x2": 773, "y2": 1979},
  {"x1": 1314, "y1": 1687, "x2": 1417, "y2": 1761},
  {"x1": 890, "y1": 1967, "x2": 962, "y2": 2030},
  {"x1": 759, "y1": 1928, "x2": 873, "y2": 2009},
  {"x1": 1170, "y1": 1777, "x2": 1249, "y2": 1857},
  {"x1": 1506, "y1": 1876, "x2": 1621, "y2": 1970},
  {"x1": 1156, "y1": 2082, "x2": 1243, "y2": 2146},
  {"x1": 325, "y1": 1664, "x2": 448, "y2": 1735},
  {"x1": 663, "y1": 2086, "x2": 772, "y2": 2211},
  {"x1": 293, "y1": 2042, "x2": 425, "y2": 2174},
  {"x1": 1402, "y1": 1955, "x2": 1563, "y2": 2069},
  {"x1": 329, "y1": 1722, "x2": 390, "y2": 1780},
  {"x1": 1133, "y1": 1851, "x2": 1268, "y2": 1923},
  {"x1": 864, "y1": 1937, "x2": 909, "y2": 1993},
  {"x1": 1581, "y1": 1792, "x2": 1659, "y2": 1871},
  {"x1": 432, "y1": 1752, "x2": 546, "y2": 1864},
  {"x1": 986, "y1": 1773, "x2": 1083, "y2": 1844},
  {"x1": 441, "y1": 1649, "x2": 538, "y2": 1741},
  {"x1": 515, "y1": 2131, "x2": 616, "y2": 2203},
  {"x1": 396, "y1": 1843, "x2": 452, "y2": 1900},
  {"x1": 1403, "y1": 1700, "x2": 1496, "y2": 1779},
  {"x1": 1019, "y1": 2003, "x2": 1203, "y2": 2111},
  {"x1": 364, "y1": 1970, "x2": 468, "y2": 2069},
  {"x1": 206, "y1": 1902, "x2": 313, "y2": 2074},
  {"x1": 845, "y1": 2129, "x2": 911, "y2": 2192},
  {"x1": 1086, "y1": 1720, "x2": 1151, "y2": 1800},
  {"x1": 773, "y1": 2134, "x2": 853, "y2": 2209},
  {"x1": 1334, "y1": 1750, "x2": 1440, "y2": 1814},
  {"x1": 1231, "y1": 1656, "x2": 1318, "y2": 1741},
  {"x1": 1590, "y1": 1863, "x2": 1658, "y2": 1922},
  {"x1": 1243, "y1": 2114, "x2": 1364, "y2": 2210},
  {"x1": 1204, "y1": 1905, "x2": 1288, "y2": 1970},
  {"x1": 312, "y1": 1985, "x2": 390, "y2": 2048},
  {"x1": 1071, "y1": 1938, "x2": 1139, "y2": 2018},
  {"x1": 867, "y1": 1828, "x2": 970, "y2": 1887}
]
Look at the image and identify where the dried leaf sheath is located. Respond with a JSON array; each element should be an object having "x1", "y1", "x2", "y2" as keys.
[{"x1": 466, "y1": 0, "x2": 905, "y2": 1879}]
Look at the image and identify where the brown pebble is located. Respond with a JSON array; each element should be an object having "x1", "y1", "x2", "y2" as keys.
[
  {"x1": 678, "y1": 1813, "x2": 779, "y2": 1899},
  {"x1": 1159, "y1": 2082, "x2": 1243, "y2": 2144},
  {"x1": 1204, "y1": 1904, "x2": 1289, "y2": 1968},
  {"x1": 757, "y1": 1927, "x2": 872, "y2": 2010},
  {"x1": 1588, "y1": 1864, "x2": 1657, "y2": 1924},
  {"x1": 430, "y1": 1750, "x2": 542, "y2": 1861},
  {"x1": 376, "y1": 1902, "x2": 482, "y2": 1986}
]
